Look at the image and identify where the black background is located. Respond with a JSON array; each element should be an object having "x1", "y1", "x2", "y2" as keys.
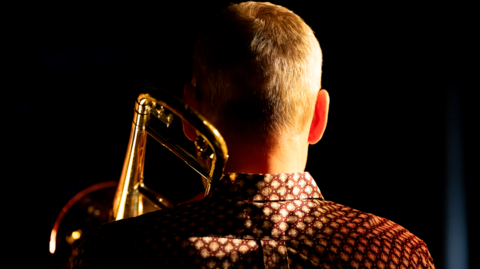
[{"x1": 9, "y1": 1, "x2": 476, "y2": 268}]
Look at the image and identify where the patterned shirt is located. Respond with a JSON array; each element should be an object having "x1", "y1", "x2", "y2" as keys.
[{"x1": 72, "y1": 172, "x2": 435, "y2": 269}]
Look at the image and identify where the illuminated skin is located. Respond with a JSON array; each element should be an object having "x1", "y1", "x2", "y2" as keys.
[{"x1": 181, "y1": 80, "x2": 330, "y2": 204}]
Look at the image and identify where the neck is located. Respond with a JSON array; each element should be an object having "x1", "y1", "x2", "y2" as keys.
[{"x1": 223, "y1": 136, "x2": 309, "y2": 174}]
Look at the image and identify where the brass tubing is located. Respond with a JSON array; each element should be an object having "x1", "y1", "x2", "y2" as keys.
[
  {"x1": 113, "y1": 97, "x2": 151, "y2": 220},
  {"x1": 113, "y1": 126, "x2": 147, "y2": 220}
]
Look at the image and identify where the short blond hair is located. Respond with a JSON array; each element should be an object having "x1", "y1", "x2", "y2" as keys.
[{"x1": 193, "y1": 1, "x2": 322, "y2": 145}]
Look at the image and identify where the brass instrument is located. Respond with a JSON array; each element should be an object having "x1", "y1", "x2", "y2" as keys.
[
  {"x1": 113, "y1": 86, "x2": 228, "y2": 219},
  {"x1": 49, "y1": 86, "x2": 228, "y2": 268}
]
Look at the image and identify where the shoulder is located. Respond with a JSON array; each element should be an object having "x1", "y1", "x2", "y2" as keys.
[
  {"x1": 302, "y1": 200, "x2": 435, "y2": 268},
  {"x1": 80, "y1": 198, "x2": 211, "y2": 237},
  {"x1": 72, "y1": 200, "x2": 211, "y2": 269}
]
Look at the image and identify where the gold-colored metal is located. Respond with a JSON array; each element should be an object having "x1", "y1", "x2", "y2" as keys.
[
  {"x1": 112, "y1": 87, "x2": 228, "y2": 220},
  {"x1": 49, "y1": 87, "x2": 227, "y2": 268}
]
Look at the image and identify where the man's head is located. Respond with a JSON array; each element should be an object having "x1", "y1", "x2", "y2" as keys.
[{"x1": 186, "y1": 2, "x2": 323, "y2": 148}]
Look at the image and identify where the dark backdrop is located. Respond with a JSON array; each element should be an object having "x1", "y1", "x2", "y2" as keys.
[{"x1": 10, "y1": 1, "x2": 475, "y2": 269}]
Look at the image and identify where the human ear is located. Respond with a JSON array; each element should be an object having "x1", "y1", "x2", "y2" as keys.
[
  {"x1": 182, "y1": 82, "x2": 199, "y2": 141},
  {"x1": 308, "y1": 89, "x2": 330, "y2": 144}
]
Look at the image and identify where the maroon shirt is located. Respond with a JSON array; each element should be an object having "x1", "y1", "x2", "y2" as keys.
[{"x1": 72, "y1": 172, "x2": 435, "y2": 268}]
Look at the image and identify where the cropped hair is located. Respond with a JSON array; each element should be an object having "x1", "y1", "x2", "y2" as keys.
[{"x1": 193, "y1": 1, "x2": 322, "y2": 145}]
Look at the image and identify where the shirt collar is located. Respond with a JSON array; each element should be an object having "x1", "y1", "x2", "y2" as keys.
[{"x1": 207, "y1": 172, "x2": 324, "y2": 202}]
